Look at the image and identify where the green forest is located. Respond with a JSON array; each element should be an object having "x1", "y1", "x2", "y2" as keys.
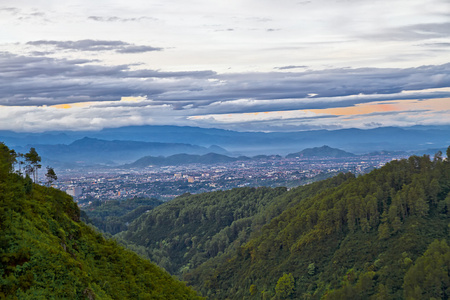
[
  {"x1": 82, "y1": 197, "x2": 164, "y2": 235},
  {"x1": 0, "y1": 143, "x2": 201, "y2": 299},
  {"x1": 1, "y1": 141, "x2": 450, "y2": 299},
  {"x1": 117, "y1": 148, "x2": 450, "y2": 299}
]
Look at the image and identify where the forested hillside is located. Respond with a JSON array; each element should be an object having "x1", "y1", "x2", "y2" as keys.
[
  {"x1": 117, "y1": 147, "x2": 450, "y2": 299},
  {"x1": 116, "y1": 172, "x2": 356, "y2": 278},
  {"x1": 82, "y1": 197, "x2": 163, "y2": 235},
  {"x1": 0, "y1": 143, "x2": 201, "y2": 299},
  {"x1": 117, "y1": 187, "x2": 289, "y2": 274},
  {"x1": 183, "y1": 149, "x2": 450, "y2": 299}
]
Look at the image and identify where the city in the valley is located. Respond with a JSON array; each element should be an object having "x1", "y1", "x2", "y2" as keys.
[{"x1": 52, "y1": 152, "x2": 407, "y2": 205}]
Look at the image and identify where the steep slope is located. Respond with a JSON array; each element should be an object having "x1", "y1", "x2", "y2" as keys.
[
  {"x1": 184, "y1": 150, "x2": 450, "y2": 299},
  {"x1": 116, "y1": 173, "x2": 354, "y2": 277},
  {"x1": 82, "y1": 197, "x2": 164, "y2": 235},
  {"x1": 117, "y1": 187, "x2": 288, "y2": 275},
  {"x1": 0, "y1": 143, "x2": 201, "y2": 299}
]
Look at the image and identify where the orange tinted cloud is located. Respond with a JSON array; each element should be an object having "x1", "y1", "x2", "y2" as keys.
[
  {"x1": 308, "y1": 98, "x2": 450, "y2": 116},
  {"x1": 51, "y1": 102, "x2": 93, "y2": 109}
]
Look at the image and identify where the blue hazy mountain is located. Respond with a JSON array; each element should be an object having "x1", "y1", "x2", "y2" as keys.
[
  {"x1": 286, "y1": 145, "x2": 356, "y2": 158},
  {"x1": 124, "y1": 153, "x2": 251, "y2": 168},
  {"x1": 2, "y1": 125, "x2": 450, "y2": 157},
  {"x1": 13, "y1": 137, "x2": 229, "y2": 166}
]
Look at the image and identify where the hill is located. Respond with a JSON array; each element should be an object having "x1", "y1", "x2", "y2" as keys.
[
  {"x1": 0, "y1": 143, "x2": 201, "y2": 299},
  {"x1": 286, "y1": 145, "x2": 356, "y2": 158},
  {"x1": 124, "y1": 152, "x2": 248, "y2": 168}
]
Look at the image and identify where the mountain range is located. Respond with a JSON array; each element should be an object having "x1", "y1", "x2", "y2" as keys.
[
  {"x1": 2, "y1": 125, "x2": 450, "y2": 168},
  {"x1": 2, "y1": 125, "x2": 450, "y2": 155},
  {"x1": 12, "y1": 137, "x2": 228, "y2": 167}
]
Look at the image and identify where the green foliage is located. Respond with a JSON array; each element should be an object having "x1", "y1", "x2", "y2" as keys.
[
  {"x1": 24, "y1": 147, "x2": 41, "y2": 183},
  {"x1": 0, "y1": 144, "x2": 201, "y2": 299},
  {"x1": 83, "y1": 197, "x2": 163, "y2": 235},
  {"x1": 275, "y1": 273, "x2": 295, "y2": 299},
  {"x1": 117, "y1": 186, "x2": 289, "y2": 275},
  {"x1": 179, "y1": 152, "x2": 450, "y2": 299},
  {"x1": 403, "y1": 239, "x2": 450, "y2": 299},
  {"x1": 45, "y1": 166, "x2": 57, "y2": 186}
]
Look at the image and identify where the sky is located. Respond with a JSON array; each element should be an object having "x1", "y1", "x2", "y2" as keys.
[{"x1": 1, "y1": 0, "x2": 450, "y2": 132}]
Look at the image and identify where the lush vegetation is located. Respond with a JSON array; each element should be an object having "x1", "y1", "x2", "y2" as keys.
[
  {"x1": 117, "y1": 187, "x2": 289, "y2": 275},
  {"x1": 4, "y1": 140, "x2": 449, "y2": 299},
  {"x1": 184, "y1": 149, "x2": 450, "y2": 299},
  {"x1": 0, "y1": 143, "x2": 201, "y2": 299},
  {"x1": 116, "y1": 172, "x2": 355, "y2": 278},
  {"x1": 82, "y1": 197, "x2": 163, "y2": 235},
  {"x1": 118, "y1": 148, "x2": 450, "y2": 299}
]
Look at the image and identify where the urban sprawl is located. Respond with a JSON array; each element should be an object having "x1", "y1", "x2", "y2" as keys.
[{"x1": 50, "y1": 153, "x2": 407, "y2": 206}]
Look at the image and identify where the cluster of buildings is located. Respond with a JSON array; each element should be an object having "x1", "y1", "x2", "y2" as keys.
[{"x1": 52, "y1": 153, "x2": 406, "y2": 204}]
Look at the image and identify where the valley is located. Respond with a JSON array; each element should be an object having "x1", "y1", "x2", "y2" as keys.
[{"x1": 54, "y1": 151, "x2": 407, "y2": 202}]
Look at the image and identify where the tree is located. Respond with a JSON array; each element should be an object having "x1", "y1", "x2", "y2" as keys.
[
  {"x1": 433, "y1": 150, "x2": 443, "y2": 163},
  {"x1": 249, "y1": 284, "x2": 257, "y2": 296},
  {"x1": 45, "y1": 167, "x2": 58, "y2": 186},
  {"x1": 0, "y1": 142, "x2": 16, "y2": 178},
  {"x1": 403, "y1": 240, "x2": 450, "y2": 299},
  {"x1": 24, "y1": 147, "x2": 41, "y2": 183},
  {"x1": 16, "y1": 152, "x2": 25, "y2": 175},
  {"x1": 275, "y1": 273, "x2": 295, "y2": 299}
]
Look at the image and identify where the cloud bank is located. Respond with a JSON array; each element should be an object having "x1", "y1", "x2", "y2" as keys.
[{"x1": 1, "y1": 0, "x2": 449, "y2": 132}]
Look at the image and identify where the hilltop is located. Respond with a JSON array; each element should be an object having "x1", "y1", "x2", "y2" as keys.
[{"x1": 286, "y1": 145, "x2": 356, "y2": 158}]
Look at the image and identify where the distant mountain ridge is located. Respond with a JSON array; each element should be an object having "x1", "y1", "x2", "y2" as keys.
[
  {"x1": 124, "y1": 153, "x2": 249, "y2": 168},
  {"x1": 2, "y1": 125, "x2": 450, "y2": 156},
  {"x1": 120, "y1": 145, "x2": 446, "y2": 169},
  {"x1": 13, "y1": 137, "x2": 229, "y2": 166}
]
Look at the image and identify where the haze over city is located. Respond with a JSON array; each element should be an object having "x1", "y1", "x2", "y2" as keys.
[{"x1": 1, "y1": 0, "x2": 449, "y2": 132}]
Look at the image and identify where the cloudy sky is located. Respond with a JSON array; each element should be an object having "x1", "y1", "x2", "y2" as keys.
[{"x1": 1, "y1": 0, "x2": 450, "y2": 132}]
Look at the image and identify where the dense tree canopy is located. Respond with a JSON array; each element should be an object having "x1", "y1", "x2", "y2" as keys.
[
  {"x1": 177, "y1": 147, "x2": 450, "y2": 299},
  {"x1": 0, "y1": 143, "x2": 201, "y2": 299}
]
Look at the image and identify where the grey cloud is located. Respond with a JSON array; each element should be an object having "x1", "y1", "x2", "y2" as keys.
[
  {"x1": 274, "y1": 65, "x2": 308, "y2": 70},
  {"x1": 418, "y1": 42, "x2": 450, "y2": 48},
  {"x1": 214, "y1": 28, "x2": 235, "y2": 32},
  {"x1": 117, "y1": 45, "x2": 163, "y2": 53},
  {"x1": 0, "y1": 53, "x2": 215, "y2": 106},
  {"x1": 0, "y1": 7, "x2": 19, "y2": 14},
  {"x1": 364, "y1": 122, "x2": 383, "y2": 128},
  {"x1": 1, "y1": 52, "x2": 450, "y2": 115},
  {"x1": 88, "y1": 16, "x2": 157, "y2": 22},
  {"x1": 26, "y1": 40, "x2": 163, "y2": 53},
  {"x1": 29, "y1": 12, "x2": 45, "y2": 17},
  {"x1": 365, "y1": 22, "x2": 450, "y2": 41}
]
